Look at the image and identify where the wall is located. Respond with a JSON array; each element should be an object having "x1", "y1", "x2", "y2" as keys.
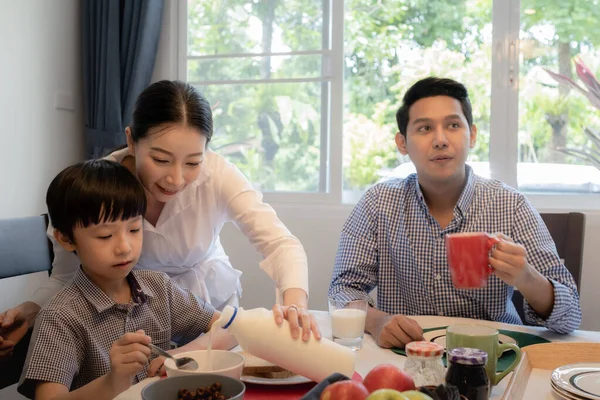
[
  {"x1": 0, "y1": 0, "x2": 84, "y2": 310},
  {"x1": 0, "y1": 0, "x2": 85, "y2": 219}
]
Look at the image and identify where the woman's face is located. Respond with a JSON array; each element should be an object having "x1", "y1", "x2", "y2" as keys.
[{"x1": 126, "y1": 123, "x2": 207, "y2": 204}]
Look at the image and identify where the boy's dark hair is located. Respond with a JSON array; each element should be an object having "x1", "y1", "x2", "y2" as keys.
[
  {"x1": 395, "y1": 77, "x2": 473, "y2": 136},
  {"x1": 46, "y1": 159, "x2": 146, "y2": 242}
]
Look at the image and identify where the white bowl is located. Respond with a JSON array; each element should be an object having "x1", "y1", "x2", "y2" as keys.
[{"x1": 164, "y1": 350, "x2": 245, "y2": 379}]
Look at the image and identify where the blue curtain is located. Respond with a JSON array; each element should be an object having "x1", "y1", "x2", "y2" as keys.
[{"x1": 82, "y1": 0, "x2": 164, "y2": 159}]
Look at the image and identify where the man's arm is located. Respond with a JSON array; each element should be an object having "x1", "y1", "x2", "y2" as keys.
[
  {"x1": 328, "y1": 188, "x2": 380, "y2": 303},
  {"x1": 509, "y1": 198, "x2": 581, "y2": 333}
]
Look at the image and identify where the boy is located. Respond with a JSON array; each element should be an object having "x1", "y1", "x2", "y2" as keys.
[
  {"x1": 18, "y1": 160, "x2": 232, "y2": 399},
  {"x1": 329, "y1": 77, "x2": 581, "y2": 348}
]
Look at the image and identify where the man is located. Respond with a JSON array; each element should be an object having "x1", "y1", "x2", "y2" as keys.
[{"x1": 329, "y1": 77, "x2": 581, "y2": 348}]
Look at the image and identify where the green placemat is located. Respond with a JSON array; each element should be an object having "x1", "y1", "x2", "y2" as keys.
[{"x1": 391, "y1": 326, "x2": 551, "y2": 372}]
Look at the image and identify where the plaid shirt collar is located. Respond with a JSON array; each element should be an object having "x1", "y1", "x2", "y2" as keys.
[
  {"x1": 414, "y1": 164, "x2": 477, "y2": 220},
  {"x1": 73, "y1": 267, "x2": 155, "y2": 313}
]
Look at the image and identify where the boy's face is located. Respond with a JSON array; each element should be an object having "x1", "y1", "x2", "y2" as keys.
[
  {"x1": 395, "y1": 95, "x2": 477, "y2": 186},
  {"x1": 55, "y1": 216, "x2": 143, "y2": 283},
  {"x1": 126, "y1": 123, "x2": 207, "y2": 204}
]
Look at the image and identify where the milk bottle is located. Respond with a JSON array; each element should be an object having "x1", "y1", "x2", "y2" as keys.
[{"x1": 215, "y1": 306, "x2": 356, "y2": 382}]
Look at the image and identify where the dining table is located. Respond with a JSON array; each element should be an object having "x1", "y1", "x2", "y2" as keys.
[{"x1": 110, "y1": 310, "x2": 600, "y2": 400}]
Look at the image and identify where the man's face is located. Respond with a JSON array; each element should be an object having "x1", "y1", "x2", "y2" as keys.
[{"x1": 395, "y1": 95, "x2": 477, "y2": 186}]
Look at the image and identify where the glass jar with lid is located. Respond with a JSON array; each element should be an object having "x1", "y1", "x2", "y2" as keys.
[
  {"x1": 445, "y1": 347, "x2": 490, "y2": 400},
  {"x1": 404, "y1": 341, "x2": 446, "y2": 387}
]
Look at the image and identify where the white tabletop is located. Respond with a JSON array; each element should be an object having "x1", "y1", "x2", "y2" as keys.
[{"x1": 111, "y1": 311, "x2": 600, "y2": 400}]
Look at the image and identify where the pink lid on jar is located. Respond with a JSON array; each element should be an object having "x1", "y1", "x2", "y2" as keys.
[{"x1": 406, "y1": 341, "x2": 445, "y2": 357}]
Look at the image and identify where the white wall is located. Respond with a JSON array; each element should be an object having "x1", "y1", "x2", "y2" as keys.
[{"x1": 0, "y1": 0, "x2": 85, "y2": 219}]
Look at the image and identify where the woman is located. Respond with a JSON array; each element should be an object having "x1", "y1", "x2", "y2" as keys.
[{"x1": 0, "y1": 80, "x2": 318, "y2": 358}]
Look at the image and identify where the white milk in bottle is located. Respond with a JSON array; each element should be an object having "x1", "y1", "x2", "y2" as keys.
[{"x1": 216, "y1": 306, "x2": 356, "y2": 382}]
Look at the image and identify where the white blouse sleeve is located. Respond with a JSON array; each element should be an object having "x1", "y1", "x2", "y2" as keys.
[
  {"x1": 217, "y1": 159, "x2": 309, "y2": 300},
  {"x1": 30, "y1": 222, "x2": 79, "y2": 307}
]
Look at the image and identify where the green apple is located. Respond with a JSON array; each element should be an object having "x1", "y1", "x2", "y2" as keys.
[
  {"x1": 366, "y1": 388, "x2": 410, "y2": 400},
  {"x1": 400, "y1": 390, "x2": 434, "y2": 400}
]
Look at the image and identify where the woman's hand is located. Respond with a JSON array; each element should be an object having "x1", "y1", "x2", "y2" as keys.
[
  {"x1": 272, "y1": 304, "x2": 322, "y2": 342},
  {"x1": 0, "y1": 301, "x2": 40, "y2": 359}
]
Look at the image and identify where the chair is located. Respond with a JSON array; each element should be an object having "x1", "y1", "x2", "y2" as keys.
[
  {"x1": 0, "y1": 214, "x2": 54, "y2": 390},
  {"x1": 0, "y1": 215, "x2": 53, "y2": 279},
  {"x1": 511, "y1": 212, "x2": 585, "y2": 324}
]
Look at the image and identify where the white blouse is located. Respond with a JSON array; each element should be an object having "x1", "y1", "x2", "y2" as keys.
[{"x1": 32, "y1": 149, "x2": 309, "y2": 310}]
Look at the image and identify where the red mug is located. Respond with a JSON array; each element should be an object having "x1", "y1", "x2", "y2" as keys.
[{"x1": 445, "y1": 232, "x2": 501, "y2": 289}]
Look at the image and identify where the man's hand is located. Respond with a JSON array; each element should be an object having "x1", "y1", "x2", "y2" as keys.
[
  {"x1": 489, "y1": 234, "x2": 534, "y2": 289},
  {"x1": 366, "y1": 308, "x2": 424, "y2": 349},
  {"x1": 0, "y1": 301, "x2": 40, "y2": 359},
  {"x1": 106, "y1": 330, "x2": 152, "y2": 392}
]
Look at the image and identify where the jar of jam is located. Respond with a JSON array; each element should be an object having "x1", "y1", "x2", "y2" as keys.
[
  {"x1": 445, "y1": 347, "x2": 490, "y2": 400},
  {"x1": 404, "y1": 341, "x2": 446, "y2": 387}
]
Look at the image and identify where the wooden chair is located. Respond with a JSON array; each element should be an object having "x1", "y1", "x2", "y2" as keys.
[
  {"x1": 0, "y1": 214, "x2": 53, "y2": 390},
  {"x1": 512, "y1": 212, "x2": 585, "y2": 324}
]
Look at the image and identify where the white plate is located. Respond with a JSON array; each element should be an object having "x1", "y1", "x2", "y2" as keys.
[
  {"x1": 240, "y1": 374, "x2": 313, "y2": 385},
  {"x1": 552, "y1": 363, "x2": 600, "y2": 400},
  {"x1": 423, "y1": 329, "x2": 518, "y2": 350},
  {"x1": 551, "y1": 381, "x2": 589, "y2": 400}
]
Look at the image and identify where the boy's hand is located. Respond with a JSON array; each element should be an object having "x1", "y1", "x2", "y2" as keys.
[
  {"x1": 107, "y1": 330, "x2": 152, "y2": 391},
  {"x1": 148, "y1": 356, "x2": 167, "y2": 377}
]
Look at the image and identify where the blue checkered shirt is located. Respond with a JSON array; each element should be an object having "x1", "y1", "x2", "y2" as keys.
[{"x1": 329, "y1": 166, "x2": 581, "y2": 334}]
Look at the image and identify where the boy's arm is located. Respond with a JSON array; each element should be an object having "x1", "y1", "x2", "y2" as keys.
[{"x1": 33, "y1": 331, "x2": 152, "y2": 400}]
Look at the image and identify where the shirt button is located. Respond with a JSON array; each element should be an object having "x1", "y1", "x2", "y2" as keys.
[{"x1": 435, "y1": 274, "x2": 441, "y2": 280}]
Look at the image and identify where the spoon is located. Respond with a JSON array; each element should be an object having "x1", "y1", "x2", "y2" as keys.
[{"x1": 148, "y1": 343, "x2": 199, "y2": 371}]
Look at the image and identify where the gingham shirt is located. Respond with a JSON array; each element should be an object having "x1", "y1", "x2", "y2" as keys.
[
  {"x1": 18, "y1": 268, "x2": 215, "y2": 398},
  {"x1": 329, "y1": 166, "x2": 581, "y2": 334}
]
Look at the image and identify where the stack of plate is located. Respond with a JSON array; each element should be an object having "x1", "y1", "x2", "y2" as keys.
[{"x1": 551, "y1": 363, "x2": 600, "y2": 400}]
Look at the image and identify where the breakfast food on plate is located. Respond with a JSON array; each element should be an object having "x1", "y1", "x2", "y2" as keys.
[
  {"x1": 240, "y1": 351, "x2": 297, "y2": 379},
  {"x1": 177, "y1": 382, "x2": 229, "y2": 400}
]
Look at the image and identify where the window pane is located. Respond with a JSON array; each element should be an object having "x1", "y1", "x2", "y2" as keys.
[
  {"x1": 196, "y1": 82, "x2": 325, "y2": 192},
  {"x1": 518, "y1": 2, "x2": 600, "y2": 193},
  {"x1": 187, "y1": 55, "x2": 323, "y2": 82},
  {"x1": 343, "y1": 0, "x2": 493, "y2": 192},
  {"x1": 187, "y1": 0, "x2": 324, "y2": 56}
]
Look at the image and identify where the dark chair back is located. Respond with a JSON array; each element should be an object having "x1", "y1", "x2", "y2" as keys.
[
  {"x1": 0, "y1": 215, "x2": 53, "y2": 279},
  {"x1": 512, "y1": 212, "x2": 585, "y2": 324}
]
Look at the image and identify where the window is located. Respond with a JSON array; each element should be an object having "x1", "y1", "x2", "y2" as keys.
[
  {"x1": 184, "y1": 0, "x2": 331, "y2": 194},
  {"x1": 181, "y1": 0, "x2": 600, "y2": 202}
]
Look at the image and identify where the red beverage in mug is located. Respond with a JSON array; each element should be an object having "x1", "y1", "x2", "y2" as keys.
[{"x1": 445, "y1": 232, "x2": 500, "y2": 289}]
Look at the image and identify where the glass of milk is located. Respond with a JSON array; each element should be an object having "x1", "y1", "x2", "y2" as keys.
[{"x1": 328, "y1": 296, "x2": 368, "y2": 351}]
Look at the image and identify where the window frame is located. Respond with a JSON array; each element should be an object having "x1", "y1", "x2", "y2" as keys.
[{"x1": 175, "y1": 0, "x2": 600, "y2": 210}]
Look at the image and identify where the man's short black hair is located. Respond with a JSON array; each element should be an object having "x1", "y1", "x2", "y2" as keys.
[
  {"x1": 396, "y1": 77, "x2": 473, "y2": 136},
  {"x1": 46, "y1": 159, "x2": 146, "y2": 241}
]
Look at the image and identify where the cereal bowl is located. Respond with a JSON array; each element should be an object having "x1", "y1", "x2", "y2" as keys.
[
  {"x1": 141, "y1": 374, "x2": 245, "y2": 400},
  {"x1": 164, "y1": 350, "x2": 245, "y2": 379}
]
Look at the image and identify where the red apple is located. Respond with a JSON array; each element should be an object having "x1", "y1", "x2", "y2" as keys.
[
  {"x1": 363, "y1": 363, "x2": 416, "y2": 393},
  {"x1": 320, "y1": 380, "x2": 370, "y2": 400}
]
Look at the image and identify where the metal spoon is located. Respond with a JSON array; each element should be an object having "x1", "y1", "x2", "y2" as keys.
[{"x1": 148, "y1": 343, "x2": 199, "y2": 371}]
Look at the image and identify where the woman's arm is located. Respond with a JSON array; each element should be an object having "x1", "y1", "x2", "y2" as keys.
[
  {"x1": 216, "y1": 156, "x2": 316, "y2": 339},
  {"x1": 219, "y1": 159, "x2": 309, "y2": 302}
]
